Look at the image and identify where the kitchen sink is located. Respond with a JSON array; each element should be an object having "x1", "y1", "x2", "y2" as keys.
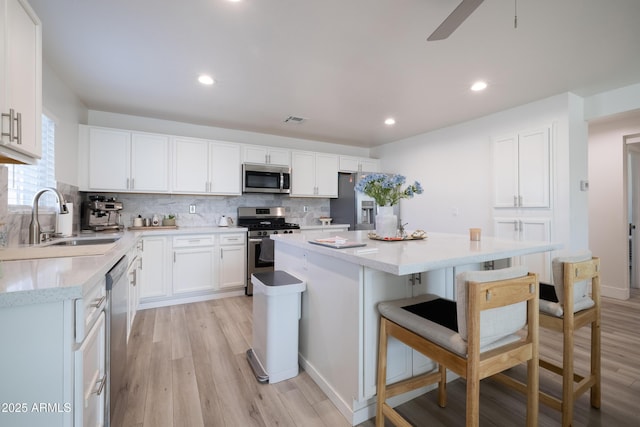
[
  {"x1": 0, "y1": 235, "x2": 122, "y2": 261},
  {"x1": 47, "y1": 237, "x2": 121, "y2": 246}
]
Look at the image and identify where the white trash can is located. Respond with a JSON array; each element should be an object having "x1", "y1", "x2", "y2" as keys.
[{"x1": 247, "y1": 271, "x2": 306, "y2": 384}]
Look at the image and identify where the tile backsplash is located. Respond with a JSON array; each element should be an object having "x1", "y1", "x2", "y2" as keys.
[{"x1": 1, "y1": 162, "x2": 330, "y2": 245}]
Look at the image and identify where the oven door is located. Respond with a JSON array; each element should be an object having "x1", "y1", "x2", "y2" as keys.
[{"x1": 247, "y1": 238, "x2": 274, "y2": 295}]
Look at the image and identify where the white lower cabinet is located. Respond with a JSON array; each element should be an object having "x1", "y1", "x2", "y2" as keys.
[
  {"x1": 0, "y1": 275, "x2": 108, "y2": 427},
  {"x1": 74, "y1": 311, "x2": 106, "y2": 427},
  {"x1": 139, "y1": 235, "x2": 170, "y2": 299},
  {"x1": 139, "y1": 231, "x2": 247, "y2": 308},
  {"x1": 172, "y1": 235, "x2": 217, "y2": 294},
  {"x1": 218, "y1": 233, "x2": 246, "y2": 289}
]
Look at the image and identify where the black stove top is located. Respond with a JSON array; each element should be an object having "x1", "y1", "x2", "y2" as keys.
[{"x1": 237, "y1": 206, "x2": 300, "y2": 235}]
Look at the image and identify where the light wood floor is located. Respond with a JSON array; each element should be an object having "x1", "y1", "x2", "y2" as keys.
[{"x1": 113, "y1": 289, "x2": 640, "y2": 427}]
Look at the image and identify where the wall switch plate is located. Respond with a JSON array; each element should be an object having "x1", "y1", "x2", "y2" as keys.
[
  {"x1": 189, "y1": 204, "x2": 196, "y2": 214},
  {"x1": 580, "y1": 180, "x2": 589, "y2": 191}
]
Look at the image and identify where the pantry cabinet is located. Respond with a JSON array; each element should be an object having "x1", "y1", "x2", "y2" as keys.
[
  {"x1": 81, "y1": 126, "x2": 170, "y2": 192},
  {"x1": 494, "y1": 217, "x2": 552, "y2": 281},
  {"x1": 0, "y1": 0, "x2": 42, "y2": 164},
  {"x1": 291, "y1": 150, "x2": 338, "y2": 197},
  {"x1": 243, "y1": 144, "x2": 291, "y2": 166},
  {"x1": 172, "y1": 137, "x2": 241, "y2": 195},
  {"x1": 493, "y1": 128, "x2": 550, "y2": 208}
]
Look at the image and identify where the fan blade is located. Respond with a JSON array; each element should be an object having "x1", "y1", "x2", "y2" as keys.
[{"x1": 427, "y1": 0, "x2": 484, "y2": 41}]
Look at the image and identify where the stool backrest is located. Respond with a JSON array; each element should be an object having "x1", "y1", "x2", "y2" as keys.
[
  {"x1": 551, "y1": 252, "x2": 594, "y2": 312},
  {"x1": 456, "y1": 265, "x2": 532, "y2": 349}
]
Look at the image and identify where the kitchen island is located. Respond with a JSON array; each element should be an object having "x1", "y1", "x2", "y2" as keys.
[{"x1": 271, "y1": 230, "x2": 561, "y2": 425}]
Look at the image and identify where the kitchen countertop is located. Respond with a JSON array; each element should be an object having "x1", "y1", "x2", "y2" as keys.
[
  {"x1": 0, "y1": 226, "x2": 247, "y2": 308},
  {"x1": 299, "y1": 223, "x2": 350, "y2": 230},
  {"x1": 272, "y1": 230, "x2": 562, "y2": 276}
]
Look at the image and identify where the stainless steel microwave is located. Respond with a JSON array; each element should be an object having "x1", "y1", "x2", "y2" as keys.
[{"x1": 242, "y1": 163, "x2": 291, "y2": 194}]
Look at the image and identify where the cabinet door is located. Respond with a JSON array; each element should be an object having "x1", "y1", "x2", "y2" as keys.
[
  {"x1": 0, "y1": 0, "x2": 41, "y2": 160},
  {"x1": 88, "y1": 127, "x2": 130, "y2": 190},
  {"x1": 74, "y1": 311, "x2": 106, "y2": 427},
  {"x1": 140, "y1": 236, "x2": 170, "y2": 299},
  {"x1": 267, "y1": 147, "x2": 291, "y2": 166},
  {"x1": 315, "y1": 153, "x2": 338, "y2": 197},
  {"x1": 131, "y1": 132, "x2": 170, "y2": 192},
  {"x1": 291, "y1": 151, "x2": 316, "y2": 196},
  {"x1": 209, "y1": 141, "x2": 241, "y2": 194},
  {"x1": 173, "y1": 247, "x2": 216, "y2": 293},
  {"x1": 520, "y1": 218, "x2": 552, "y2": 281},
  {"x1": 493, "y1": 135, "x2": 519, "y2": 208},
  {"x1": 338, "y1": 156, "x2": 360, "y2": 173},
  {"x1": 243, "y1": 145, "x2": 268, "y2": 164},
  {"x1": 219, "y1": 245, "x2": 246, "y2": 289},
  {"x1": 359, "y1": 158, "x2": 380, "y2": 173},
  {"x1": 172, "y1": 137, "x2": 209, "y2": 193},
  {"x1": 518, "y1": 128, "x2": 550, "y2": 208}
]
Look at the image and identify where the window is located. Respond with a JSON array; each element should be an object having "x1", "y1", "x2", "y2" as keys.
[{"x1": 7, "y1": 114, "x2": 57, "y2": 208}]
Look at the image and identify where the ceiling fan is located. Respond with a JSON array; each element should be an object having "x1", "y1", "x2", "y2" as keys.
[{"x1": 427, "y1": 0, "x2": 484, "y2": 41}]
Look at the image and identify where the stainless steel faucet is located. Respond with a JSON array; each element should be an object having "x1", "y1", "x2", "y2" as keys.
[{"x1": 29, "y1": 187, "x2": 69, "y2": 244}]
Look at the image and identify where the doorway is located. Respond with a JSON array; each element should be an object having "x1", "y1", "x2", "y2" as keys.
[{"x1": 626, "y1": 135, "x2": 640, "y2": 289}]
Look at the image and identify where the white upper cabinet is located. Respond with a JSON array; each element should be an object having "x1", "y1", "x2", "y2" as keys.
[
  {"x1": 0, "y1": 0, "x2": 42, "y2": 164},
  {"x1": 84, "y1": 126, "x2": 170, "y2": 192},
  {"x1": 339, "y1": 155, "x2": 380, "y2": 173},
  {"x1": 493, "y1": 127, "x2": 550, "y2": 208},
  {"x1": 243, "y1": 144, "x2": 291, "y2": 166},
  {"x1": 291, "y1": 150, "x2": 338, "y2": 197},
  {"x1": 172, "y1": 137, "x2": 241, "y2": 195}
]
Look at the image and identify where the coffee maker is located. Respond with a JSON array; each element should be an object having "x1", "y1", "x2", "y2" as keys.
[{"x1": 81, "y1": 196, "x2": 124, "y2": 231}]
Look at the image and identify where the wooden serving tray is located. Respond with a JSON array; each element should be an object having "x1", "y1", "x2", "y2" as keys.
[{"x1": 368, "y1": 234, "x2": 426, "y2": 242}]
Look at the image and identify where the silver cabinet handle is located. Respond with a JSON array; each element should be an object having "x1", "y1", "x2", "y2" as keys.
[
  {"x1": 131, "y1": 178, "x2": 135, "y2": 190},
  {"x1": 513, "y1": 195, "x2": 518, "y2": 207},
  {"x1": 91, "y1": 296, "x2": 106, "y2": 308},
  {"x1": 1, "y1": 109, "x2": 18, "y2": 143},
  {"x1": 15, "y1": 112, "x2": 21, "y2": 144},
  {"x1": 93, "y1": 374, "x2": 107, "y2": 396},
  {"x1": 126, "y1": 178, "x2": 130, "y2": 189},
  {"x1": 518, "y1": 195, "x2": 523, "y2": 207}
]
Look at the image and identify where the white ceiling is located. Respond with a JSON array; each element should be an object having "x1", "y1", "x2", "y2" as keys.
[{"x1": 29, "y1": 0, "x2": 640, "y2": 148}]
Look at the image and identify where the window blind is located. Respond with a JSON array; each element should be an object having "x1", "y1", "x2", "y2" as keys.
[{"x1": 7, "y1": 114, "x2": 57, "y2": 207}]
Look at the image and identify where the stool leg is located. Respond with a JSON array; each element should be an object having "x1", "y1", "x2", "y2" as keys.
[
  {"x1": 437, "y1": 364, "x2": 447, "y2": 408},
  {"x1": 376, "y1": 318, "x2": 389, "y2": 427},
  {"x1": 591, "y1": 316, "x2": 601, "y2": 409},
  {"x1": 562, "y1": 317, "x2": 574, "y2": 427}
]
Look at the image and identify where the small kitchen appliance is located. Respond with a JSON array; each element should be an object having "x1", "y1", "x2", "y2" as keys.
[
  {"x1": 81, "y1": 196, "x2": 124, "y2": 231},
  {"x1": 237, "y1": 206, "x2": 300, "y2": 295},
  {"x1": 218, "y1": 215, "x2": 234, "y2": 227}
]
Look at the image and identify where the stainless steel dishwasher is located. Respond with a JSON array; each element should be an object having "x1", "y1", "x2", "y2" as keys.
[{"x1": 105, "y1": 255, "x2": 128, "y2": 427}]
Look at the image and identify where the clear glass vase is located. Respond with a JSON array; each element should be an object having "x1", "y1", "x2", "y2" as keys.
[{"x1": 376, "y1": 206, "x2": 397, "y2": 238}]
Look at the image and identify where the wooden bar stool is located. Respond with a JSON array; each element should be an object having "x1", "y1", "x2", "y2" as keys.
[
  {"x1": 494, "y1": 254, "x2": 600, "y2": 427},
  {"x1": 375, "y1": 266, "x2": 539, "y2": 427}
]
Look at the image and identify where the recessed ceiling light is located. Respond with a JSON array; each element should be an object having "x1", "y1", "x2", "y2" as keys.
[
  {"x1": 198, "y1": 74, "x2": 215, "y2": 85},
  {"x1": 471, "y1": 81, "x2": 488, "y2": 91},
  {"x1": 384, "y1": 118, "x2": 396, "y2": 126}
]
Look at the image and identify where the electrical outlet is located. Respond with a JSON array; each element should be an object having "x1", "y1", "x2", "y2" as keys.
[
  {"x1": 189, "y1": 204, "x2": 196, "y2": 214},
  {"x1": 303, "y1": 205, "x2": 309, "y2": 212}
]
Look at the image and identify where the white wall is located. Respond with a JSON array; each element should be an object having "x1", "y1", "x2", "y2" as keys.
[
  {"x1": 42, "y1": 61, "x2": 88, "y2": 186},
  {"x1": 588, "y1": 114, "x2": 640, "y2": 300},
  {"x1": 87, "y1": 110, "x2": 371, "y2": 157},
  {"x1": 370, "y1": 94, "x2": 588, "y2": 262}
]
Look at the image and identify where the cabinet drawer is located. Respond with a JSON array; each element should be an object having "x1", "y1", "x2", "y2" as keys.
[
  {"x1": 74, "y1": 311, "x2": 106, "y2": 427},
  {"x1": 172, "y1": 234, "x2": 215, "y2": 247},
  {"x1": 75, "y1": 276, "x2": 107, "y2": 343},
  {"x1": 220, "y1": 233, "x2": 245, "y2": 245}
]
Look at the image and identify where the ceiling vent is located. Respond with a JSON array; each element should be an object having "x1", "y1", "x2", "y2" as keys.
[{"x1": 284, "y1": 116, "x2": 307, "y2": 124}]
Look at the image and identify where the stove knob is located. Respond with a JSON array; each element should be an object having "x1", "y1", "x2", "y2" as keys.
[
  {"x1": 285, "y1": 230, "x2": 291, "y2": 234},
  {"x1": 273, "y1": 230, "x2": 279, "y2": 234}
]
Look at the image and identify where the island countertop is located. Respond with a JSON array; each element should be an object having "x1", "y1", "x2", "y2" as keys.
[{"x1": 272, "y1": 230, "x2": 562, "y2": 276}]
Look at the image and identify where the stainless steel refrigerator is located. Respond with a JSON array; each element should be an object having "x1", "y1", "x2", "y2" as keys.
[{"x1": 330, "y1": 172, "x2": 400, "y2": 231}]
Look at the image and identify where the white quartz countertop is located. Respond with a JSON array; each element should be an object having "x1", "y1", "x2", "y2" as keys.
[
  {"x1": 0, "y1": 226, "x2": 248, "y2": 308},
  {"x1": 272, "y1": 230, "x2": 562, "y2": 276},
  {"x1": 299, "y1": 223, "x2": 350, "y2": 230}
]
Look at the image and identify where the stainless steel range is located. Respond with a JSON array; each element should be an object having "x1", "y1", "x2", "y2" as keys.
[{"x1": 237, "y1": 207, "x2": 300, "y2": 295}]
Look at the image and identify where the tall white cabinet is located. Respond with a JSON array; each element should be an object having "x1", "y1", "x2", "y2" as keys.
[
  {"x1": 0, "y1": 0, "x2": 41, "y2": 164},
  {"x1": 493, "y1": 126, "x2": 553, "y2": 281}
]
